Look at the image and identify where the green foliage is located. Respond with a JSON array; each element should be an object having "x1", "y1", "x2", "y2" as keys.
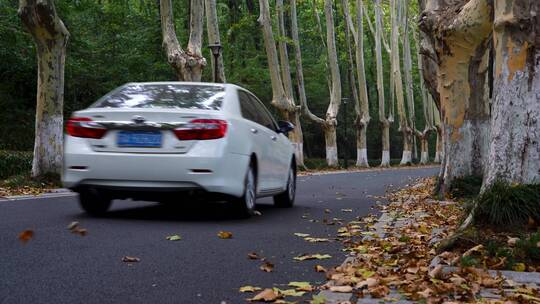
[
  {"x1": 516, "y1": 230, "x2": 540, "y2": 261},
  {"x1": 459, "y1": 255, "x2": 479, "y2": 267},
  {"x1": 0, "y1": 150, "x2": 32, "y2": 179},
  {"x1": 449, "y1": 175, "x2": 483, "y2": 199},
  {"x1": 473, "y1": 181, "x2": 540, "y2": 228}
]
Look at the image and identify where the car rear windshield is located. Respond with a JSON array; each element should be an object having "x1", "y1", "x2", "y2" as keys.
[{"x1": 91, "y1": 84, "x2": 225, "y2": 110}]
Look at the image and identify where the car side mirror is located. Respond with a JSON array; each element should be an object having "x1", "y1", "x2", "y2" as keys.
[{"x1": 277, "y1": 121, "x2": 295, "y2": 134}]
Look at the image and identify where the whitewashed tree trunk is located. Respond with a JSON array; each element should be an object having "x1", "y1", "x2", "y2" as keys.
[
  {"x1": 420, "y1": 0, "x2": 493, "y2": 194},
  {"x1": 19, "y1": 0, "x2": 69, "y2": 178},
  {"x1": 259, "y1": 0, "x2": 305, "y2": 168},
  {"x1": 160, "y1": 0, "x2": 206, "y2": 81},
  {"x1": 205, "y1": 0, "x2": 226, "y2": 83},
  {"x1": 484, "y1": 0, "x2": 540, "y2": 187},
  {"x1": 323, "y1": 0, "x2": 342, "y2": 167},
  {"x1": 374, "y1": 0, "x2": 391, "y2": 167},
  {"x1": 343, "y1": 0, "x2": 371, "y2": 168},
  {"x1": 276, "y1": 0, "x2": 305, "y2": 168},
  {"x1": 390, "y1": 0, "x2": 411, "y2": 166}
]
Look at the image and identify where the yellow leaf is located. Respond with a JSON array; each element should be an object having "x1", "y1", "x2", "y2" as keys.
[
  {"x1": 288, "y1": 281, "x2": 312, "y2": 291},
  {"x1": 250, "y1": 288, "x2": 281, "y2": 302},
  {"x1": 293, "y1": 254, "x2": 332, "y2": 261},
  {"x1": 217, "y1": 231, "x2": 233, "y2": 239},
  {"x1": 274, "y1": 288, "x2": 305, "y2": 297},
  {"x1": 239, "y1": 286, "x2": 262, "y2": 293},
  {"x1": 329, "y1": 285, "x2": 352, "y2": 293},
  {"x1": 512, "y1": 263, "x2": 526, "y2": 272}
]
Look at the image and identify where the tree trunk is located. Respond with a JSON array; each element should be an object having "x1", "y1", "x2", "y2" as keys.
[
  {"x1": 343, "y1": 0, "x2": 371, "y2": 168},
  {"x1": 205, "y1": 0, "x2": 226, "y2": 83},
  {"x1": 323, "y1": 0, "x2": 342, "y2": 167},
  {"x1": 483, "y1": 0, "x2": 540, "y2": 187},
  {"x1": 374, "y1": 0, "x2": 391, "y2": 167},
  {"x1": 258, "y1": 0, "x2": 305, "y2": 167},
  {"x1": 19, "y1": 0, "x2": 69, "y2": 178},
  {"x1": 420, "y1": 0, "x2": 493, "y2": 194},
  {"x1": 160, "y1": 0, "x2": 206, "y2": 81}
]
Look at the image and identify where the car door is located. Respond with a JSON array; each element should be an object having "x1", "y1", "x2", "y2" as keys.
[
  {"x1": 247, "y1": 94, "x2": 290, "y2": 190},
  {"x1": 237, "y1": 90, "x2": 273, "y2": 192}
]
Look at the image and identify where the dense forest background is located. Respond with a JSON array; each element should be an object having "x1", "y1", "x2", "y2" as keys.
[{"x1": 0, "y1": 0, "x2": 432, "y2": 163}]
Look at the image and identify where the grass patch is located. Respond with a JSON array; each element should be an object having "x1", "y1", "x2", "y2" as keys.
[
  {"x1": 0, "y1": 150, "x2": 32, "y2": 179},
  {"x1": 473, "y1": 181, "x2": 540, "y2": 229},
  {"x1": 449, "y1": 175, "x2": 483, "y2": 199}
]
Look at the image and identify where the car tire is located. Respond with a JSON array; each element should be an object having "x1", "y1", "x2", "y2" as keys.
[
  {"x1": 273, "y1": 164, "x2": 296, "y2": 208},
  {"x1": 232, "y1": 164, "x2": 257, "y2": 218},
  {"x1": 78, "y1": 189, "x2": 112, "y2": 216}
]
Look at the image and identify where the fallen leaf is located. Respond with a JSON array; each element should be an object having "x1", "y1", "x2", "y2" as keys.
[
  {"x1": 324, "y1": 209, "x2": 331, "y2": 213},
  {"x1": 166, "y1": 235, "x2": 181, "y2": 241},
  {"x1": 218, "y1": 231, "x2": 233, "y2": 239},
  {"x1": 288, "y1": 281, "x2": 312, "y2": 291},
  {"x1": 294, "y1": 233, "x2": 310, "y2": 237},
  {"x1": 122, "y1": 256, "x2": 140, "y2": 263},
  {"x1": 369, "y1": 285, "x2": 390, "y2": 298},
  {"x1": 356, "y1": 278, "x2": 378, "y2": 289},
  {"x1": 341, "y1": 209, "x2": 353, "y2": 212},
  {"x1": 18, "y1": 229, "x2": 33, "y2": 244},
  {"x1": 417, "y1": 288, "x2": 434, "y2": 298},
  {"x1": 329, "y1": 285, "x2": 352, "y2": 293},
  {"x1": 310, "y1": 295, "x2": 326, "y2": 304},
  {"x1": 248, "y1": 252, "x2": 261, "y2": 260},
  {"x1": 254, "y1": 210, "x2": 262, "y2": 216},
  {"x1": 507, "y1": 237, "x2": 519, "y2": 247},
  {"x1": 250, "y1": 288, "x2": 281, "y2": 302},
  {"x1": 428, "y1": 265, "x2": 443, "y2": 279},
  {"x1": 72, "y1": 228, "x2": 87, "y2": 236},
  {"x1": 239, "y1": 286, "x2": 262, "y2": 293},
  {"x1": 274, "y1": 288, "x2": 305, "y2": 297},
  {"x1": 304, "y1": 237, "x2": 330, "y2": 243},
  {"x1": 294, "y1": 254, "x2": 332, "y2": 261},
  {"x1": 512, "y1": 263, "x2": 526, "y2": 272},
  {"x1": 67, "y1": 221, "x2": 79, "y2": 230},
  {"x1": 260, "y1": 261, "x2": 274, "y2": 272},
  {"x1": 314, "y1": 265, "x2": 327, "y2": 272},
  {"x1": 462, "y1": 244, "x2": 483, "y2": 257}
]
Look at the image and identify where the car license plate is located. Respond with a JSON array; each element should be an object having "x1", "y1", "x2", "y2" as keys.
[{"x1": 117, "y1": 131, "x2": 162, "y2": 148}]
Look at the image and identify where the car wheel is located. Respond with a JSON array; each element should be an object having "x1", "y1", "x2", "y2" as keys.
[
  {"x1": 233, "y1": 165, "x2": 257, "y2": 218},
  {"x1": 78, "y1": 189, "x2": 112, "y2": 216},
  {"x1": 273, "y1": 164, "x2": 296, "y2": 208}
]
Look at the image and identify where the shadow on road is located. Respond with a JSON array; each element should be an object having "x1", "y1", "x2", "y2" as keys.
[{"x1": 91, "y1": 199, "x2": 284, "y2": 222}]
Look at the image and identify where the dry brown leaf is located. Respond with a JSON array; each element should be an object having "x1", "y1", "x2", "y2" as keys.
[
  {"x1": 462, "y1": 244, "x2": 483, "y2": 257},
  {"x1": 329, "y1": 285, "x2": 353, "y2": 293},
  {"x1": 249, "y1": 288, "x2": 281, "y2": 302},
  {"x1": 18, "y1": 229, "x2": 33, "y2": 244},
  {"x1": 417, "y1": 288, "x2": 434, "y2": 299},
  {"x1": 248, "y1": 252, "x2": 261, "y2": 260},
  {"x1": 260, "y1": 261, "x2": 274, "y2": 273},
  {"x1": 217, "y1": 231, "x2": 233, "y2": 239},
  {"x1": 428, "y1": 265, "x2": 443, "y2": 279},
  {"x1": 356, "y1": 278, "x2": 378, "y2": 289},
  {"x1": 122, "y1": 256, "x2": 140, "y2": 263},
  {"x1": 368, "y1": 285, "x2": 390, "y2": 298}
]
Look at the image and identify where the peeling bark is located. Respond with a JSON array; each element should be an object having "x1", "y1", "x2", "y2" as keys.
[
  {"x1": 205, "y1": 0, "x2": 226, "y2": 83},
  {"x1": 160, "y1": 0, "x2": 206, "y2": 81},
  {"x1": 484, "y1": 0, "x2": 540, "y2": 187},
  {"x1": 374, "y1": 0, "x2": 392, "y2": 167},
  {"x1": 420, "y1": 0, "x2": 493, "y2": 194},
  {"x1": 259, "y1": 0, "x2": 305, "y2": 168},
  {"x1": 19, "y1": 0, "x2": 69, "y2": 177}
]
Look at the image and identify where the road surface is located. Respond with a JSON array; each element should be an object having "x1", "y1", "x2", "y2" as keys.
[{"x1": 0, "y1": 167, "x2": 437, "y2": 304}]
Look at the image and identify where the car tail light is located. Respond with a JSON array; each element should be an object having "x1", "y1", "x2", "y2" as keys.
[
  {"x1": 174, "y1": 119, "x2": 228, "y2": 140},
  {"x1": 66, "y1": 117, "x2": 107, "y2": 139}
]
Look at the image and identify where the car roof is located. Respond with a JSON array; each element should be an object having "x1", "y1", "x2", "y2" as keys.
[{"x1": 123, "y1": 81, "x2": 246, "y2": 91}]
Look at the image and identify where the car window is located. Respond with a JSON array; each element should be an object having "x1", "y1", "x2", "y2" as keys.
[
  {"x1": 91, "y1": 84, "x2": 225, "y2": 110},
  {"x1": 238, "y1": 90, "x2": 260, "y2": 124},
  {"x1": 247, "y1": 94, "x2": 277, "y2": 132}
]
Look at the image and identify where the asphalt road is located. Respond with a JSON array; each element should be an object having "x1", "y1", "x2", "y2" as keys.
[{"x1": 0, "y1": 167, "x2": 437, "y2": 304}]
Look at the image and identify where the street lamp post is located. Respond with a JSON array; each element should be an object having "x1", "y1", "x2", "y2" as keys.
[
  {"x1": 342, "y1": 97, "x2": 349, "y2": 169},
  {"x1": 207, "y1": 43, "x2": 222, "y2": 83}
]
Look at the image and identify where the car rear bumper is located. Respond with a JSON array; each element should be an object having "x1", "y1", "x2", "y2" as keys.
[{"x1": 62, "y1": 151, "x2": 250, "y2": 198}]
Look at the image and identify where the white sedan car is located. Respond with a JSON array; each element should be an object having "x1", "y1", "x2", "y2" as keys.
[{"x1": 62, "y1": 82, "x2": 297, "y2": 217}]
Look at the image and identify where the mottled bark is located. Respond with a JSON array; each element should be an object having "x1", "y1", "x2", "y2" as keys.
[
  {"x1": 19, "y1": 0, "x2": 69, "y2": 177},
  {"x1": 205, "y1": 0, "x2": 226, "y2": 83},
  {"x1": 420, "y1": 0, "x2": 493, "y2": 194},
  {"x1": 160, "y1": 0, "x2": 206, "y2": 81},
  {"x1": 343, "y1": 0, "x2": 371, "y2": 167},
  {"x1": 484, "y1": 0, "x2": 540, "y2": 187},
  {"x1": 374, "y1": 0, "x2": 392, "y2": 167},
  {"x1": 259, "y1": 0, "x2": 305, "y2": 167}
]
